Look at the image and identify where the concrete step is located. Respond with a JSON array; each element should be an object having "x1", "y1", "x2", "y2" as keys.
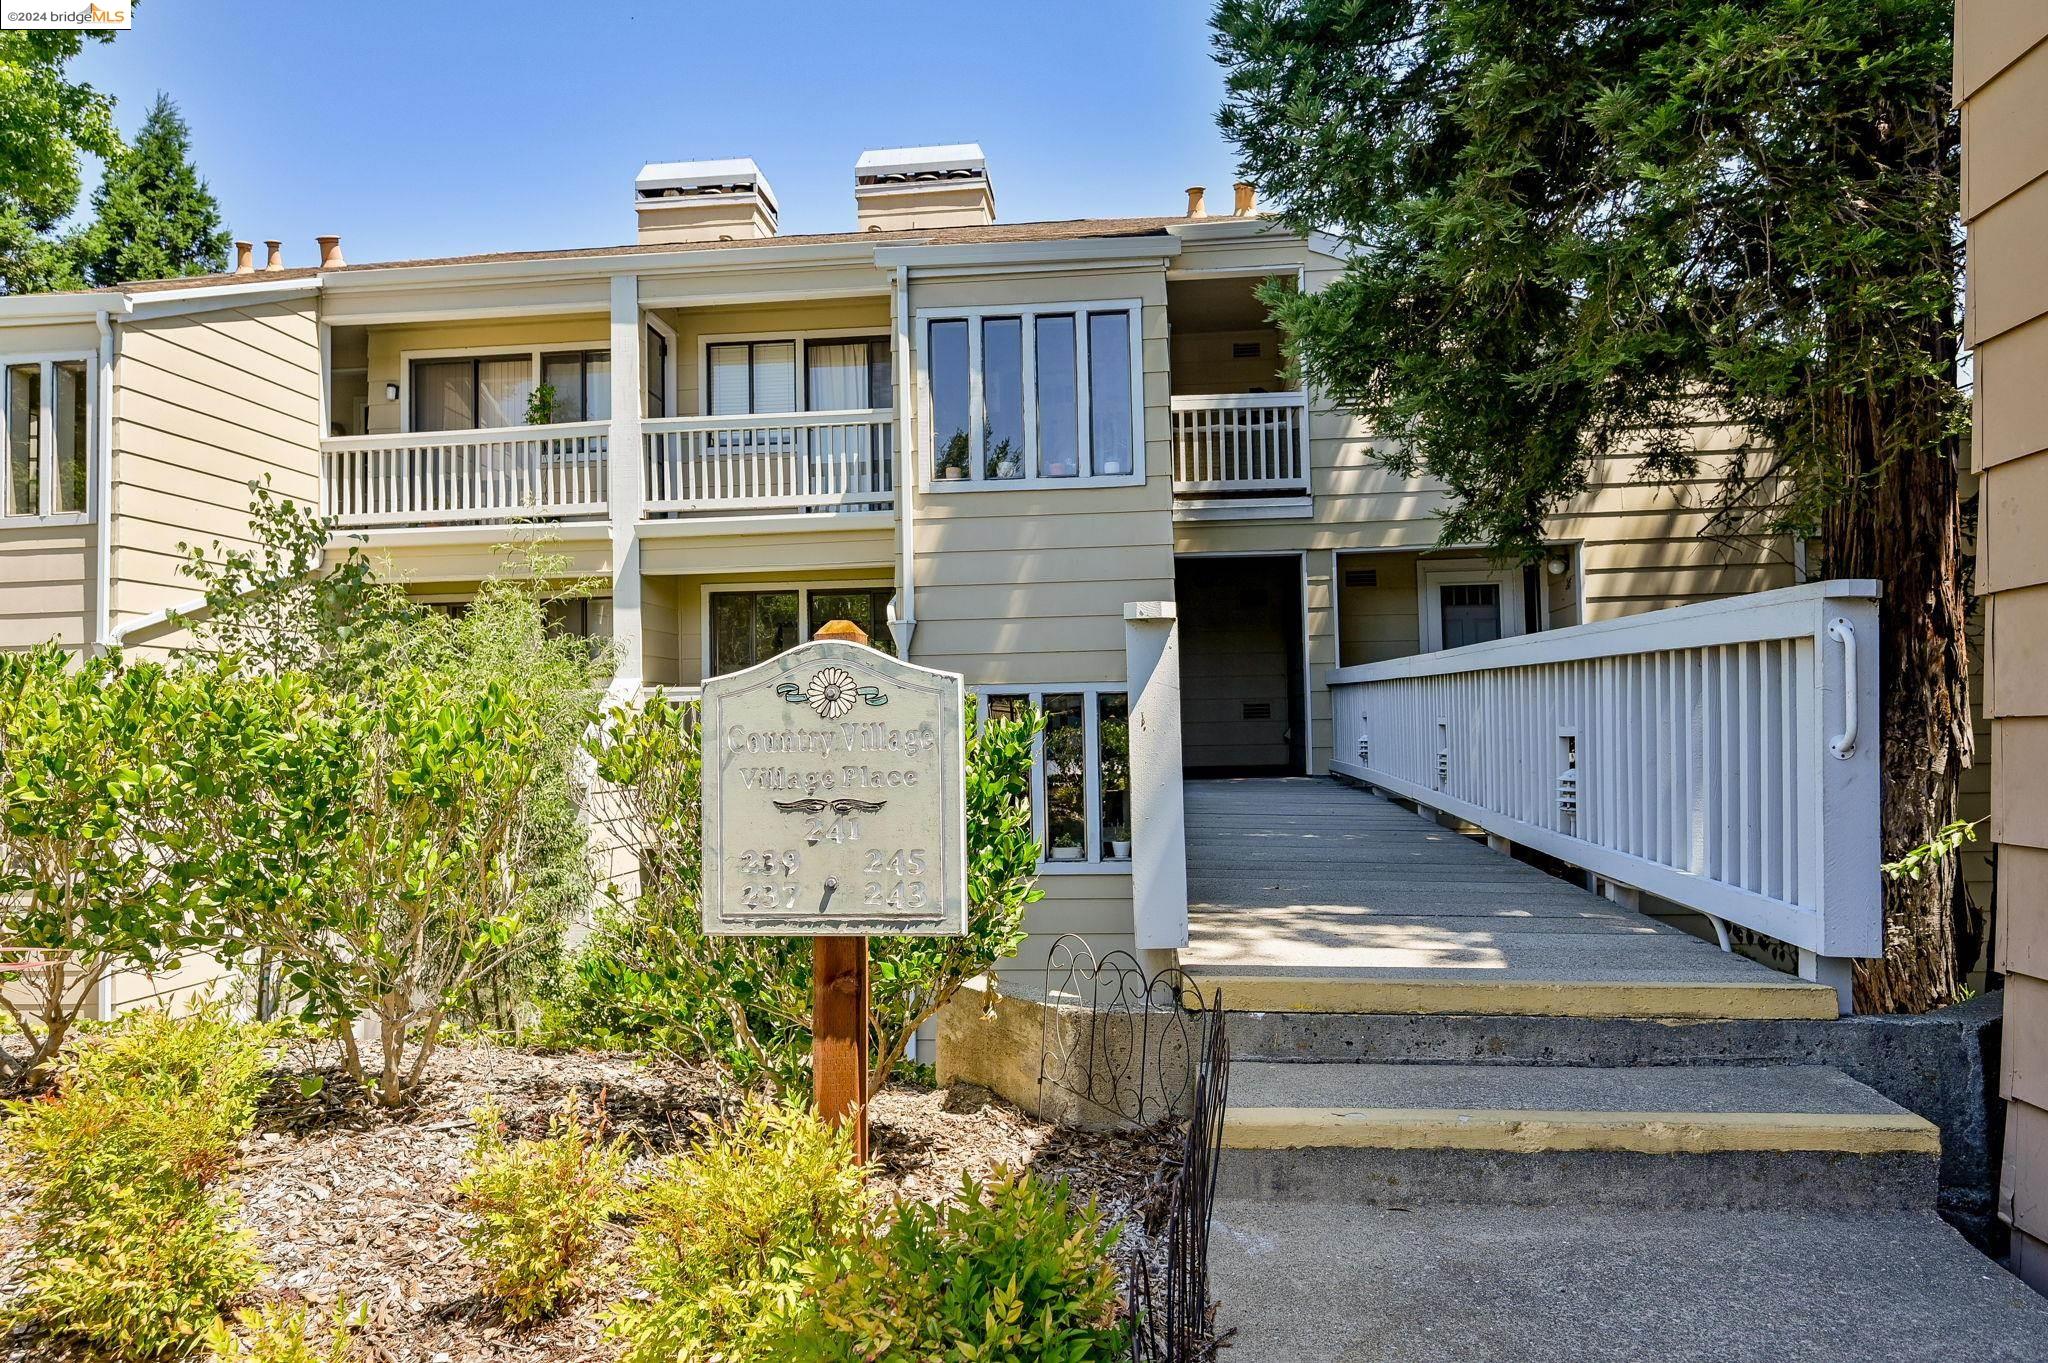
[
  {"x1": 1193, "y1": 963, "x2": 1840, "y2": 1020},
  {"x1": 1208, "y1": 1201, "x2": 2048, "y2": 1363},
  {"x1": 1219, "y1": 1061, "x2": 1940, "y2": 1210}
]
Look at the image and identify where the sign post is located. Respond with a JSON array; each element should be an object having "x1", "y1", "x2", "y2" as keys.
[{"x1": 699, "y1": 620, "x2": 967, "y2": 1160}]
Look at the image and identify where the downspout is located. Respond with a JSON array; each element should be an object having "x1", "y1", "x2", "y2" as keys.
[
  {"x1": 889, "y1": 263, "x2": 917, "y2": 655},
  {"x1": 92, "y1": 306, "x2": 119, "y2": 653}
]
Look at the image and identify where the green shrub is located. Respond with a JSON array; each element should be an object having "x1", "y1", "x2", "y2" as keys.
[
  {"x1": 5, "y1": 1006, "x2": 271, "y2": 1357},
  {"x1": 608, "y1": 1101, "x2": 871, "y2": 1363},
  {"x1": 810, "y1": 1170, "x2": 1130, "y2": 1363},
  {"x1": 455, "y1": 1098, "x2": 628, "y2": 1322},
  {"x1": 205, "y1": 1301, "x2": 362, "y2": 1363},
  {"x1": 570, "y1": 700, "x2": 1041, "y2": 1095}
]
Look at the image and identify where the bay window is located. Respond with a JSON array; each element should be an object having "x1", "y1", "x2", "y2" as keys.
[
  {"x1": 921, "y1": 301, "x2": 1145, "y2": 489},
  {"x1": 3, "y1": 357, "x2": 90, "y2": 522},
  {"x1": 977, "y1": 684, "x2": 1133, "y2": 869}
]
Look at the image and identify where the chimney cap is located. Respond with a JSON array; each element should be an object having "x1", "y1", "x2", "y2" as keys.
[
  {"x1": 855, "y1": 142, "x2": 988, "y2": 180},
  {"x1": 634, "y1": 157, "x2": 779, "y2": 216}
]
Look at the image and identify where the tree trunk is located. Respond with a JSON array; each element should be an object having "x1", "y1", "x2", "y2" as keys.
[{"x1": 1822, "y1": 379, "x2": 1975, "y2": 1015}]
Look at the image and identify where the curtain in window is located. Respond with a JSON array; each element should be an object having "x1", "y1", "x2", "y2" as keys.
[
  {"x1": 411, "y1": 358, "x2": 474, "y2": 432},
  {"x1": 475, "y1": 356, "x2": 532, "y2": 428},
  {"x1": 805, "y1": 342, "x2": 869, "y2": 411}
]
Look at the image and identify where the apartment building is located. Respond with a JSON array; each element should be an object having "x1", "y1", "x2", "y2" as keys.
[{"x1": 0, "y1": 143, "x2": 1806, "y2": 968}]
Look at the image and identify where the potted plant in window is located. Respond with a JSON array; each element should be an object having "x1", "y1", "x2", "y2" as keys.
[
  {"x1": 937, "y1": 431, "x2": 970, "y2": 481},
  {"x1": 525, "y1": 381, "x2": 560, "y2": 426},
  {"x1": 1106, "y1": 820, "x2": 1131, "y2": 860}
]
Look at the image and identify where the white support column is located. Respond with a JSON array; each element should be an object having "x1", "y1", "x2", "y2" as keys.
[
  {"x1": 607, "y1": 274, "x2": 645, "y2": 694},
  {"x1": 1125, "y1": 601, "x2": 1188, "y2": 951}
]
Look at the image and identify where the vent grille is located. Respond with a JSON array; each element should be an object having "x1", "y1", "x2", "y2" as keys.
[
  {"x1": 1231, "y1": 340, "x2": 1263, "y2": 359},
  {"x1": 1242, "y1": 701, "x2": 1272, "y2": 721},
  {"x1": 1344, "y1": 568, "x2": 1379, "y2": 588}
]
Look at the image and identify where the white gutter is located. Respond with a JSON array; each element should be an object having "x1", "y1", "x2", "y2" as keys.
[
  {"x1": 108, "y1": 592, "x2": 209, "y2": 648},
  {"x1": 92, "y1": 304, "x2": 124, "y2": 653},
  {"x1": 889, "y1": 263, "x2": 917, "y2": 655}
]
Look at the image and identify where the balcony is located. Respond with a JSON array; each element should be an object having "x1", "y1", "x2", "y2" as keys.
[
  {"x1": 642, "y1": 409, "x2": 893, "y2": 515},
  {"x1": 319, "y1": 411, "x2": 895, "y2": 530},
  {"x1": 1170, "y1": 393, "x2": 1308, "y2": 510},
  {"x1": 321, "y1": 422, "x2": 610, "y2": 529}
]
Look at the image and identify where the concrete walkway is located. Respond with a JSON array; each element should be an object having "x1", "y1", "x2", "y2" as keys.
[
  {"x1": 1209, "y1": 1202, "x2": 2048, "y2": 1363},
  {"x1": 1180, "y1": 777, "x2": 1836, "y2": 1018}
]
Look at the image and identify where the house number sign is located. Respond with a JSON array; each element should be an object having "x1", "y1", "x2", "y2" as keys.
[{"x1": 700, "y1": 638, "x2": 967, "y2": 937}]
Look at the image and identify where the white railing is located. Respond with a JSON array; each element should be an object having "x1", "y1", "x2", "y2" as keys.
[
  {"x1": 1170, "y1": 392, "x2": 1308, "y2": 493},
  {"x1": 1327, "y1": 581, "x2": 1883, "y2": 969},
  {"x1": 642, "y1": 409, "x2": 895, "y2": 514},
  {"x1": 321, "y1": 423, "x2": 609, "y2": 528}
]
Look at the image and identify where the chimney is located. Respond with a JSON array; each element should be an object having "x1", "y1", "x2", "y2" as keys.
[
  {"x1": 316, "y1": 235, "x2": 345, "y2": 269},
  {"x1": 1186, "y1": 186, "x2": 1208, "y2": 218},
  {"x1": 1234, "y1": 181, "x2": 1257, "y2": 216},
  {"x1": 233, "y1": 240, "x2": 254, "y2": 274},
  {"x1": 634, "y1": 158, "x2": 779, "y2": 245},
  {"x1": 854, "y1": 144, "x2": 994, "y2": 232},
  {"x1": 263, "y1": 240, "x2": 283, "y2": 271}
]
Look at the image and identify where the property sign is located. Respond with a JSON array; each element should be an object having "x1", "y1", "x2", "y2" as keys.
[{"x1": 701, "y1": 638, "x2": 967, "y2": 937}]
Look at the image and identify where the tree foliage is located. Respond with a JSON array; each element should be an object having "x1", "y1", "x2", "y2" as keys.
[
  {"x1": 72, "y1": 92, "x2": 230, "y2": 286},
  {"x1": 0, "y1": 27, "x2": 121, "y2": 293},
  {"x1": 1214, "y1": 0, "x2": 1972, "y2": 1009},
  {"x1": 0, "y1": 648, "x2": 283, "y2": 1085}
]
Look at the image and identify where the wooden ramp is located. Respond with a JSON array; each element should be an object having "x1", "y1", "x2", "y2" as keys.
[{"x1": 1180, "y1": 777, "x2": 1836, "y2": 1020}]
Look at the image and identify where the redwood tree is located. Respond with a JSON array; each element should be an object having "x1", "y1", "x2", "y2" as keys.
[{"x1": 1213, "y1": 0, "x2": 1971, "y2": 1011}]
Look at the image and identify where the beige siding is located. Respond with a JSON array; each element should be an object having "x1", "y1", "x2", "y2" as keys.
[
  {"x1": 361, "y1": 531, "x2": 612, "y2": 589},
  {"x1": 0, "y1": 522, "x2": 93, "y2": 650},
  {"x1": 111, "y1": 299, "x2": 323, "y2": 640},
  {"x1": 1959, "y1": 0, "x2": 2048, "y2": 1291}
]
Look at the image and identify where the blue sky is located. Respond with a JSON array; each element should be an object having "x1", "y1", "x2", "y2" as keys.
[{"x1": 68, "y1": 1, "x2": 1240, "y2": 268}]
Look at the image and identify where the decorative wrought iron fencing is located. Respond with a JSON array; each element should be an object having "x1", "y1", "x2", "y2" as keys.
[{"x1": 1038, "y1": 934, "x2": 1231, "y2": 1361}]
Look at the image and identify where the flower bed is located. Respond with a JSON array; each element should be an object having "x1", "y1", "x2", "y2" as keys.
[{"x1": 0, "y1": 1041, "x2": 1177, "y2": 1363}]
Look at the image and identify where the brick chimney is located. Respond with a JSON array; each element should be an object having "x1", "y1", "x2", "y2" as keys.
[
  {"x1": 634, "y1": 158, "x2": 779, "y2": 244},
  {"x1": 855, "y1": 144, "x2": 994, "y2": 232}
]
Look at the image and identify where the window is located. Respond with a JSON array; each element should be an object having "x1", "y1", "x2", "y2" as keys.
[
  {"x1": 977, "y1": 684, "x2": 1133, "y2": 869},
  {"x1": 1439, "y1": 583, "x2": 1502, "y2": 649},
  {"x1": 412, "y1": 354, "x2": 532, "y2": 431},
  {"x1": 710, "y1": 584, "x2": 899, "y2": 675},
  {"x1": 806, "y1": 588, "x2": 898, "y2": 657},
  {"x1": 921, "y1": 301, "x2": 1143, "y2": 489},
  {"x1": 539, "y1": 350, "x2": 612, "y2": 423},
  {"x1": 708, "y1": 341, "x2": 797, "y2": 416},
  {"x1": 645, "y1": 325, "x2": 669, "y2": 417},
  {"x1": 711, "y1": 590, "x2": 800, "y2": 674},
  {"x1": 3, "y1": 357, "x2": 89, "y2": 521}
]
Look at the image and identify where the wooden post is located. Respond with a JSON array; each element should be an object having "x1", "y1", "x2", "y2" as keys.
[{"x1": 810, "y1": 617, "x2": 871, "y2": 1160}]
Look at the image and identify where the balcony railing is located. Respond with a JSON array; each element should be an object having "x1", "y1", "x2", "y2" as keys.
[
  {"x1": 321, "y1": 423, "x2": 610, "y2": 528},
  {"x1": 1170, "y1": 392, "x2": 1308, "y2": 494},
  {"x1": 642, "y1": 409, "x2": 894, "y2": 514},
  {"x1": 1327, "y1": 581, "x2": 1883, "y2": 975}
]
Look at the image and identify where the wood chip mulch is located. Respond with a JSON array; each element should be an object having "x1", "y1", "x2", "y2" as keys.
[{"x1": 0, "y1": 1042, "x2": 1181, "y2": 1363}]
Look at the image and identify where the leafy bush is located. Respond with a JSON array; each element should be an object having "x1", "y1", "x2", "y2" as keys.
[
  {"x1": 455, "y1": 1099, "x2": 629, "y2": 1322},
  {"x1": 5, "y1": 1006, "x2": 271, "y2": 1357},
  {"x1": 608, "y1": 1101, "x2": 871, "y2": 1362},
  {"x1": 563, "y1": 699, "x2": 1041, "y2": 1094},
  {"x1": 816, "y1": 1170, "x2": 1131, "y2": 1363},
  {"x1": 0, "y1": 647, "x2": 295, "y2": 1086},
  {"x1": 205, "y1": 1301, "x2": 362, "y2": 1363}
]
